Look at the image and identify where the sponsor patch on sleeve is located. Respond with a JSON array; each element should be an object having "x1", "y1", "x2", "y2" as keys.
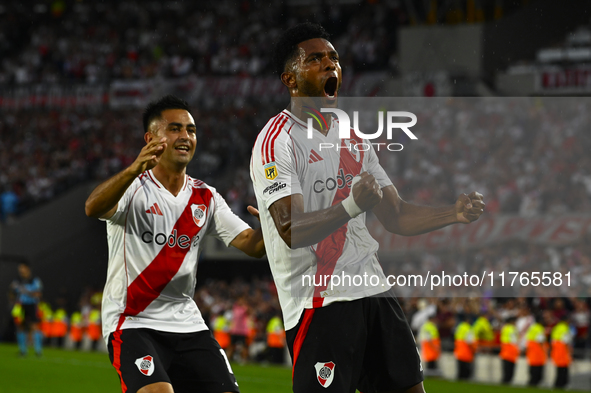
[{"x1": 264, "y1": 162, "x2": 278, "y2": 180}]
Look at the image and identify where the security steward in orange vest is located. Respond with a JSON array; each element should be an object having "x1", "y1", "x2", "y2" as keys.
[
  {"x1": 69, "y1": 311, "x2": 84, "y2": 349},
  {"x1": 38, "y1": 301, "x2": 53, "y2": 345},
  {"x1": 212, "y1": 312, "x2": 231, "y2": 352},
  {"x1": 454, "y1": 315, "x2": 475, "y2": 380},
  {"x1": 419, "y1": 315, "x2": 441, "y2": 373},
  {"x1": 499, "y1": 316, "x2": 519, "y2": 384},
  {"x1": 87, "y1": 308, "x2": 102, "y2": 350},
  {"x1": 551, "y1": 315, "x2": 572, "y2": 389},
  {"x1": 266, "y1": 312, "x2": 286, "y2": 364},
  {"x1": 50, "y1": 307, "x2": 68, "y2": 348},
  {"x1": 86, "y1": 292, "x2": 102, "y2": 350},
  {"x1": 525, "y1": 313, "x2": 547, "y2": 386}
]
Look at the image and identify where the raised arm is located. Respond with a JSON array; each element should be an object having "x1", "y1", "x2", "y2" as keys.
[
  {"x1": 372, "y1": 185, "x2": 485, "y2": 236},
  {"x1": 85, "y1": 137, "x2": 167, "y2": 219},
  {"x1": 268, "y1": 172, "x2": 383, "y2": 249}
]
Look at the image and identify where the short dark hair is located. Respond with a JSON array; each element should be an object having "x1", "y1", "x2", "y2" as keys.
[
  {"x1": 273, "y1": 22, "x2": 331, "y2": 76},
  {"x1": 142, "y1": 95, "x2": 191, "y2": 133}
]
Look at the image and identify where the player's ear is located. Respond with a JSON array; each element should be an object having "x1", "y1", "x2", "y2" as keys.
[
  {"x1": 281, "y1": 71, "x2": 297, "y2": 89},
  {"x1": 144, "y1": 131, "x2": 153, "y2": 144}
]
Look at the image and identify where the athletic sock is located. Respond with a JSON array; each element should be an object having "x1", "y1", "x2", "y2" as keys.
[
  {"x1": 33, "y1": 331, "x2": 43, "y2": 355},
  {"x1": 17, "y1": 331, "x2": 27, "y2": 355}
]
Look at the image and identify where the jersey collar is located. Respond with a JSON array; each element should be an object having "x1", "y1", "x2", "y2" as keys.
[
  {"x1": 147, "y1": 169, "x2": 188, "y2": 196},
  {"x1": 283, "y1": 109, "x2": 338, "y2": 138}
]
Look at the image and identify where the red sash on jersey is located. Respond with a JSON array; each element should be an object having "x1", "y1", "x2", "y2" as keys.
[
  {"x1": 117, "y1": 186, "x2": 213, "y2": 329},
  {"x1": 312, "y1": 136, "x2": 364, "y2": 308}
]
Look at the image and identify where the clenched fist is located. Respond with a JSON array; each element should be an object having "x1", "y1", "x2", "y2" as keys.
[
  {"x1": 351, "y1": 172, "x2": 383, "y2": 212},
  {"x1": 455, "y1": 191, "x2": 485, "y2": 224}
]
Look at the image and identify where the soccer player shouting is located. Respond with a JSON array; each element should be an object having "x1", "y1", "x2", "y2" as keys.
[
  {"x1": 86, "y1": 95, "x2": 264, "y2": 393},
  {"x1": 250, "y1": 23, "x2": 484, "y2": 393}
]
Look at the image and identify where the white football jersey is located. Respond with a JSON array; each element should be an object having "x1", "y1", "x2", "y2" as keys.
[
  {"x1": 250, "y1": 109, "x2": 393, "y2": 330},
  {"x1": 100, "y1": 170, "x2": 250, "y2": 341}
]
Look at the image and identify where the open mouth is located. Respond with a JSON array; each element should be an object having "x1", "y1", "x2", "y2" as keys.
[
  {"x1": 175, "y1": 145, "x2": 190, "y2": 153},
  {"x1": 324, "y1": 77, "x2": 338, "y2": 98}
]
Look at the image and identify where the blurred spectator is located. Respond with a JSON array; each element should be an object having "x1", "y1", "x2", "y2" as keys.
[
  {"x1": 0, "y1": 185, "x2": 19, "y2": 222},
  {"x1": 516, "y1": 303, "x2": 535, "y2": 349},
  {"x1": 228, "y1": 296, "x2": 251, "y2": 363},
  {"x1": 552, "y1": 298, "x2": 569, "y2": 321},
  {"x1": 435, "y1": 299, "x2": 456, "y2": 349},
  {"x1": 571, "y1": 299, "x2": 589, "y2": 352},
  {"x1": 498, "y1": 298, "x2": 518, "y2": 321}
]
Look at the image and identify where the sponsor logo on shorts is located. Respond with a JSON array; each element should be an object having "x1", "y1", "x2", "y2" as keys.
[
  {"x1": 263, "y1": 181, "x2": 286, "y2": 195},
  {"x1": 314, "y1": 361, "x2": 335, "y2": 388},
  {"x1": 191, "y1": 204, "x2": 207, "y2": 227},
  {"x1": 135, "y1": 355, "x2": 155, "y2": 376}
]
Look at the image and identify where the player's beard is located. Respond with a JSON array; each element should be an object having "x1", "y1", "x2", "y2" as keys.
[
  {"x1": 296, "y1": 77, "x2": 339, "y2": 109},
  {"x1": 298, "y1": 77, "x2": 325, "y2": 98}
]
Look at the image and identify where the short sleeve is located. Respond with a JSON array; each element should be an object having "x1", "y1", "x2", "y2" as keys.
[
  {"x1": 34, "y1": 278, "x2": 43, "y2": 292},
  {"x1": 100, "y1": 178, "x2": 140, "y2": 225},
  {"x1": 208, "y1": 191, "x2": 251, "y2": 247},
  {"x1": 364, "y1": 142, "x2": 392, "y2": 189},
  {"x1": 252, "y1": 131, "x2": 302, "y2": 209}
]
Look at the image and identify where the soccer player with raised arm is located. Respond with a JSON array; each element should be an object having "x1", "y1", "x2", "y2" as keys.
[
  {"x1": 250, "y1": 23, "x2": 485, "y2": 393},
  {"x1": 86, "y1": 95, "x2": 264, "y2": 393}
]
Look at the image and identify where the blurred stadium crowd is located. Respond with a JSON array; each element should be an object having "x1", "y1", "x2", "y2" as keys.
[
  {"x1": 0, "y1": 103, "x2": 270, "y2": 222},
  {"x1": 0, "y1": 0, "x2": 539, "y2": 85},
  {"x1": 1, "y1": 98, "x2": 590, "y2": 222},
  {"x1": 0, "y1": 0, "x2": 403, "y2": 85}
]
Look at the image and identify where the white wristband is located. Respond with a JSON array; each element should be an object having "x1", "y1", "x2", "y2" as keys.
[
  {"x1": 342, "y1": 176, "x2": 363, "y2": 218},
  {"x1": 342, "y1": 194, "x2": 363, "y2": 218}
]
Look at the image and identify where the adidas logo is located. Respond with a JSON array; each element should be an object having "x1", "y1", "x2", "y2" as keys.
[
  {"x1": 308, "y1": 149, "x2": 323, "y2": 164},
  {"x1": 145, "y1": 203, "x2": 163, "y2": 216}
]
